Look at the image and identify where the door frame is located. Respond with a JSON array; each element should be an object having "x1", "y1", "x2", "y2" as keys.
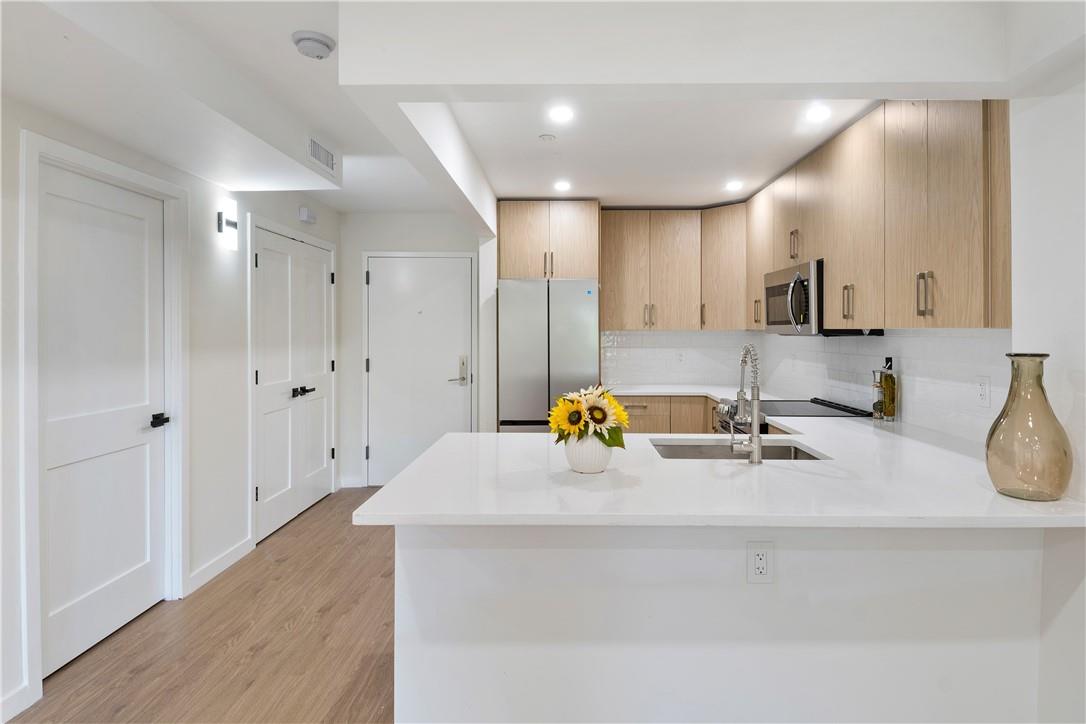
[
  {"x1": 361, "y1": 251, "x2": 478, "y2": 487},
  {"x1": 247, "y1": 215, "x2": 337, "y2": 541},
  {"x1": 12, "y1": 131, "x2": 189, "y2": 714}
]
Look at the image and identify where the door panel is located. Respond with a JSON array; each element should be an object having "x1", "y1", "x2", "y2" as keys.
[
  {"x1": 649, "y1": 210, "x2": 701, "y2": 330},
  {"x1": 38, "y1": 161, "x2": 165, "y2": 675},
  {"x1": 368, "y1": 256, "x2": 473, "y2": 484},
  {"x1": 745, "y1": 188, "x2": 773, "y2": 330},
  {"x1": 600, "y1": 210, "x2": 651, "y2": 330},
  {"x1": 885, "y1": 100, "x2": 929, "y2": 329},
  {"x1": 498, "y1": 201, "x2": 549, "y2": 279},
  {"x1": 771, "y1": 168, "x2": 798, "y2": 269},
  {"x1": 549, "y1": 200, "x2": 599, "y2": 279},
  {"x1": 700, "y1": 204, "x2": 746, "y2": 331},
  {"x1": 254, "y1": 227, "x2": 333, "y2": 541}
]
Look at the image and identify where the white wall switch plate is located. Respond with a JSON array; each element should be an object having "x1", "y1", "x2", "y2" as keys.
[
  {"x1": 747, "y1": 541, "x2": 774, "y2": 583},
  {"x1": 976, "y1": 375, "x2": 991, "y2": 408}
]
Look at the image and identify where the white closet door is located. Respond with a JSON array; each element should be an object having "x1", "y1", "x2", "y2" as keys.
[
  {"x1": 38, "y1": 161, "x2": 166, "y2": 675},
  {"x1": 253, "y1": 226, "x2": 333, "y2": 541}
]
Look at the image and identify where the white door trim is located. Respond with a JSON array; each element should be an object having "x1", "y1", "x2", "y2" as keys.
[
  {"x1": 10, "y1": 131, "x2": 189, "y2": 717},
  {"x1": 246, "y1": 214, "x2": 337, "y2": 543},
  {"x1": 360, "y1": 251, "x2": 478, "y2": 486}
]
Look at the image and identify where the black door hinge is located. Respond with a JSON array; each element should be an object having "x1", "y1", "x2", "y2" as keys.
[
  {"x1": 331, "y1": 447, "x2": 335, "y2": 460},
  {"x1": 365, "y1": 358, "x2": 370, "y2": 373},
  {"x1": 255, "y1": 369, "x2": 259, "y2": 385},
  {"x1": 365, "y1": 445, "x2": 370, "y2": 460},
  {"x1": 365, "y1": 270, "x2": 370, "y2": 285},
  {"x1": 255, "y1": 486, "x2": 260, "y2": 502},
  {"x1": 254, "y1": 252, "x2": 259, "y2": 268},
  {"x1": 330, "y1": 272, "x2": 335, "y2": 284},
  {"x1": 330, "y1": 359, "x2": 335, "y2": 372}
]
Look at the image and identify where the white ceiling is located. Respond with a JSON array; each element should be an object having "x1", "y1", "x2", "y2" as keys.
[
  {"x1": 156, "y1": 1, "x2": 446, "y2": 213},
  {"x1": 451, "y1": 99, "x2": 877, "y2": 206}
]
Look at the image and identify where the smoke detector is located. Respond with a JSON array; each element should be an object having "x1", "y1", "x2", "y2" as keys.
[{"x1": 292, "y1": 31, "x2": 336, "y2": 60}]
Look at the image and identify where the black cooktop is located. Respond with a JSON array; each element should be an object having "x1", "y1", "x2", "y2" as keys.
[{"x1": 758, "y1": 398, "x2": 872, "y2": 418}]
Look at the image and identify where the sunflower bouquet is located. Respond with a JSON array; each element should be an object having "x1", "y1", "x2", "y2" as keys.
[{"x1": 548, "y1": 385, "x2": 630, "y2": 448}]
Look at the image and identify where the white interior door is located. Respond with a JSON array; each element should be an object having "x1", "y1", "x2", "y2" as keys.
[
  {"x1": 38, "y1": 161, "x2": 166, "y2": 675},
  {"x1": 253, "y1": 226, "x2": 334, "y2": 541},
  {"x1": 367, "y1": 256, "x2": 473, "y2": 484}
]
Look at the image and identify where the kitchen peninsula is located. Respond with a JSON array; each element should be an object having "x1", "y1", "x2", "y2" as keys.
[{"x1": 353, "y1": 407, "x2": 1085, "y2": 722}]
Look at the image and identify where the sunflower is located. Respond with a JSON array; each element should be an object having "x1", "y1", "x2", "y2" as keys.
[
  {"x1": 549, "y1": 397, "x2": 587, "y2": 438},
  {"x1": 581, "y1": 388, "x2": 619, "y2": 435},
  {"x1": 603, "y1": 392, "x2": 630, "y2": 429}
]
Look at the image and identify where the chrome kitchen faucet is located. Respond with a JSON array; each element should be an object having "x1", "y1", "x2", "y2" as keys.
[{"x1": 718, "y1": 343, "x2": 763, "y2": 464}]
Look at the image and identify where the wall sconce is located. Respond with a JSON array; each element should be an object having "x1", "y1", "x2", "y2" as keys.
[{"x1": 216, "y1": 198, "x2": 238, "y2": 251}]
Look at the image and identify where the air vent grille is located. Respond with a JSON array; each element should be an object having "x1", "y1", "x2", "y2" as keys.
[{"x1": 308, "y1": 137, "x2": 335, "y2": 174}]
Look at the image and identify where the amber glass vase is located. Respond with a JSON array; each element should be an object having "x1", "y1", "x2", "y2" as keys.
[{"x1": 985, "y1": 354, "x2": 1073, "y2": 501}]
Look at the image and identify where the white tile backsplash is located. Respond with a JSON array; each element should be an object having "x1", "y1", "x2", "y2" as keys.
[{"x1": 602, "y1": 328, "x2": 1013, "y2": 444}]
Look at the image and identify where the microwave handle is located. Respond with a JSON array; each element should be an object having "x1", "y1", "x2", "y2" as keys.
[{"x1": 786, "y1": 272, "x2": 803, "y2": 333}]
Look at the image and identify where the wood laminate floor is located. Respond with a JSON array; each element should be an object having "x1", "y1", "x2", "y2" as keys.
[{"x1": 16, "y1": 489, "x2": 394, "y2": 724}]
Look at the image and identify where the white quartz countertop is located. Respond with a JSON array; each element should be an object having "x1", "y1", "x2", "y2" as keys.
[
  {"x1": 353, "y1": 404, "x2": 1086, "y2": 527},
  {"x1": 607, "y1": 384, "x2": 750, "y2": 401}
]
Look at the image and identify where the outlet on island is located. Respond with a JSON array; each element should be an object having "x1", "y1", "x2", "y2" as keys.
[{"x1": 747, "y1": 541, "x2": 774, "y2": 584}]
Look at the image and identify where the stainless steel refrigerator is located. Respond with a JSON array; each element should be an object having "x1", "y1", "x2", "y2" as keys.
[{"x1": 498, "y1": 279, "x2": 599, "y2": 432}]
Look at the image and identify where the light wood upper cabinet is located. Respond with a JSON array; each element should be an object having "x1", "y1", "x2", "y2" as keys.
[
  {"x1": 650, "y1": 210, "x2": 702, "y2": 331},
  {"x1": 498, "y1": 199, "x2": 599, "y2": 280},
  {"x1": 498, "y1": 201, "x2": 549, "y2": 279},
  {"x1": 550, "y1": 200, "x2": 600, "y2": 279},
  {"x1": 771, "y1": 168, "x2": 798, "y2": 269},
  {"x1": 822, "y1": 104, "x2": 885, "y2": 329},
  {"x1": 601, "y1": 210, "x2": 700, "y2": 331},
  {"x1": 885, "y1": 100, "x2": 1007, "y2": 329},
  {"x1": 745, "y1": 187, "x2": 774, "y2": 330},
  {"x1": 700, "y1": 204, "x2": 747, "y2": 330},
  {"x1": 795, "y1": 142, "x2": 829, "y2": 266},
  {"x1": 601, "y1": 210, "x2": 651, "y2": 330}
]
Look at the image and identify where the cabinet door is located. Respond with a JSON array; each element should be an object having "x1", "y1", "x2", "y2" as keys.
[
  {"x1": 671, "y1": 397, "x2": 709, "y2": 434},
  {"x1": 549, "y1": 200, "x2": 599, "y2": 279},
  {"x1": 700, "y1": 204, "x2": 746, "y2": 330},
  {"x1": 927, "y1": 101, "x2": 985, "y2": 328},
  {"x1": 601, "y1": 210, "x2": 651, "y2": 330},
  {"x1": 795, "y1": 143, "x2": 829, "y2": 266},
  {"x1": 825, "y1": 104, "x2": 885, "y2": 329},
  {"x1": 649, "y1": 210, "x2": 701, "y2": 330},
  {"x1": 615, "y1": 396, "x2": 671, "y2": 433},
  {"x1": 745, "y1": 187, "x2": 773, "y2": 330},
  {"x1": 771, "y1": 168, "x2": 798, "y2": 269},
  {"x1": 885, "y1": 100, "x2": 929, "y2": 329},
  {"x1": 498, "y1": 201, "x2": 549, "y2": 279}
]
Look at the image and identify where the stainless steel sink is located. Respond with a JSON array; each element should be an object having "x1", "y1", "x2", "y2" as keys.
[{"x1": 651, "y1": 439, "x2": 827, "y2": 461}]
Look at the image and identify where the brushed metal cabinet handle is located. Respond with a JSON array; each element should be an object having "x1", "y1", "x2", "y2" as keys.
[
  {"x1": 643, "y1": 303, "x2": 649, "y2": 328},
  {"x1": 543, "y1": 251, "x2": 548, "y2": 277},
  {"x1": 625, "y1": 403, "x2": 650, "y2": 410},
  {"x1": 550, "y1": 251, "x2": 555, "y2": 277},
  {"x1": 916, "y1": 272, "x2": 926, "y2": 316},
  {"x1": 842, "y1": 285, "x2": 848, "y2": 319},
  {"x1": 701, "y1": 302, "x2": 706, "y2": 328},
  {"x1": 650, "y1": 303, "x2": 657, "y2": 327},
  {"x1": 925, "y1": 271, "x2": 934, "y2": 315},
  {"x1": 849, "y1": 284, "x2": 856, "y2": 320}
]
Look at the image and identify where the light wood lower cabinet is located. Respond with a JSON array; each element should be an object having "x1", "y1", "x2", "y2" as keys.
[
  {"x1": 700, "y1": 204, "x2": 747, "y2": 330},
  {"x1": 614, "y1": 395, "x2": 716, "y2": 434}
]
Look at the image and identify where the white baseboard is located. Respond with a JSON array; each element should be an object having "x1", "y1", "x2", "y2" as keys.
[
  {"x1": 2, "y1": 680, "x2": 43, "y2": 722},
  {"x1": 183, "y1": 536, "x2": 254, "y2": 596}
]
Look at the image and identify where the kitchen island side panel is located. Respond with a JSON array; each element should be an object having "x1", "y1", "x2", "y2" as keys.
[{"x1": 393, "y1": 525, "x2": 1043, "y2": 723}]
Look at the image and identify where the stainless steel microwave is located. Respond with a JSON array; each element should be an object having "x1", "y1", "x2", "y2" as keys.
[{"x1": 764, "y1": 259, "x2": 822, "y2": 335}]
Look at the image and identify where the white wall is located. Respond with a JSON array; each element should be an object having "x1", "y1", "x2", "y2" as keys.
[
  {"x1": 1, "y1": 97, "x2": 340, "y2": 718},
  {"x1": 335, "y1": 211, "x2": 482, "y2": 486},
  {"x1": 1009, "y1": 79, "x2": 1085, "y2": 504}
]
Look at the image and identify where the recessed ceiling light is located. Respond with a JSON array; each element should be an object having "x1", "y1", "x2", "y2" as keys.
[
  {"x1": 548, "y1": 105, "x2": 575, "y2": 124},
  {"x1": 553, "y1": 180, "x2": 571, "y2": 192},
  {"x1": 724, "y1": 180, "x2": 744, "y2": 192},
  {"x1": 805, "y1": 103, "x2": 831, "y2": 123}
]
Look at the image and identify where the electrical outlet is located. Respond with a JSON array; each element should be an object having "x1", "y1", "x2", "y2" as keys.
[
  {"x1": 976, "y1": 375, "x2": 991, "y2": 408},
  {"x1": 747, "y1": 541, "x2": 774, "y2": 583}
]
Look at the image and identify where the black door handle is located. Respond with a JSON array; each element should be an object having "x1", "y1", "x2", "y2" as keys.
[
  {"x1": 150, "y1": 412, "x2": 171, "y2": 428},
  {"x1": 300, "y1": 386, "x2": 316, "y2": 395},
  {"x1": 291, "y1": 387, "x2": 302, "y2": 398}
]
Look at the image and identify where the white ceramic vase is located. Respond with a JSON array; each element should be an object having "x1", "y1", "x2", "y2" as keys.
[{"x1": 564, "y1": 434, "x2": 613, "y2": 474}]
